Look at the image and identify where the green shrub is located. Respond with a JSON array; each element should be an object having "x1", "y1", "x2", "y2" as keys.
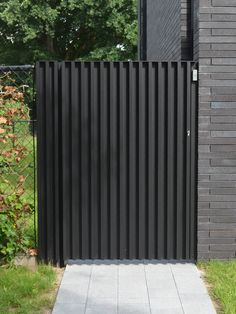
[
  {"x1": 0, "y1": 183, "x2": 33, "y2": 262},
  {"x1": 0, "y1": 81, "x2": 34, "y2": 262}
]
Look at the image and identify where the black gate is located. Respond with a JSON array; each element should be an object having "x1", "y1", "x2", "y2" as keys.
[{"x1": 36, "y1": 61, "x2": 197, "y2": 265}]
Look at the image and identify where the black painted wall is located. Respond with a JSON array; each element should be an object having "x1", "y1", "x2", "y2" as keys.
[
  {"x1": 139, "y1": 0, "x2": 193, "y2": 61},
  {"x1": 139, "y1": 0, "x2": 181, "y2": 60}
]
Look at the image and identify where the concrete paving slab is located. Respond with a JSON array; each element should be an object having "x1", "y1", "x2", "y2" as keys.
[
  {"x1": 180, "y1": 293, "x2": 216, "y2": 314},
  {"x1": 52, "y1": 260, "x2": 216, "y2": 314},
  {"x1": 118, "y1": 303, "x2": 150, "y2": 314},
  {"x1": 52, "y1": 303, "x2": 85, "y2": 314}
]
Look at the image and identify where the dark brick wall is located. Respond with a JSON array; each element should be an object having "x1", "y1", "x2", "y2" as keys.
[
  {"x1": 139, "y1": 0, "x2": 181, "y2": 60},
  {"x1": 196, "y1": 0, "x2": 236, "y2": 259}
]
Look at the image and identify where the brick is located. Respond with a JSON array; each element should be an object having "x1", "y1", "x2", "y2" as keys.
[
  {"x1": 198, "y1": 231, "x2": 210, "y2": 238},
  {"x1": 198, "y1": 202, "x2": 210, "y2": 209},
  {"x1": 212, "y1": 14, "x2": 236, "y2": 22},
  {"x1": 199, "y1": 238, "x2": 236, "y2": 244},
  {"x1": 198, "y1": 174, "x2": 210, "y2": 181},
  {"x1": 202, "y1": 124, "x2": 236, "y2": 131},
  {"x1": 198, "y1": 217, "x2": 210, "y2": 223},
  {"x1": 211, "y1": 116, "x2": 236, "y2": 123},
  {"x1": 211, "y1": 102, "x2": 236, "y2": 108},
  {"x1": 199, "y1": 58, "x2": 211, "y2": 65},
  {"x1": 199, "y1": 130, "x2": 211, "y2": 138},
  {"x1": 200, "y1": 29, "x2": 212, "y2": 35},
  {"x1": 199, "y1": 208, "x2": 236, "y2": 215},
  {"x1": 212, "y1": 43, "x2": 236, "y2": 50},
  {"x1": 199, "y1": 137, "x2": 236, "y2": 144},
  {"x1": 210, "y1": 201, "x2": 236, "y2": 208},
  {"x1": 211, "y1": 131, "x2": 236, "y2": 137},
  {"x1": 211, "y1": 187, "x2": 236, "y2": 195},
  {"x1": 200, "y1": 109, "x2": 236, "y2": 115},
  {"x1": 199, "y1": 181, "x2": 236, "y2": 188},
  {"x1": 200, "y1": 21, "x2": 236, "y2": 28},
  {"x1": 210, "y1": 244, "x2": 236, "y2": 251},
  {"x1": 200, "y1": 79, "x2": 236, "y2": 86},
  {"x1": 211, "y1": 94, "x2": 236, "y2": 101},
  {"x1": 200, "y1": 7, "x2": 236, "y2": 14},
  {"x1": 210, "y1": 230, "x2": 236, "y2": 237},
  {"x1": 200, "y1": 14, "x2": 212, "y2": 21},
  {"x1": 212, "y1": 0, "x2": 236, "y2": 6},
  {"x1": 199, "y1": 0, "x2": 211, "y2": 6},
  {"x1": 200, "y1": 167, "x2": 236, "y2": 175},
  {"x1": 199, "y1": 96, "x2": 212, "y2": 102},
  {"x1": 210, "y1": 216, "x2": 236, "y2": 223},
  {"x1": 200, "y1": 152, "x2": 236, "y2": 159},
  {"x1": 198, "y1": 244, "x2": 209, "y2": 252},
  {"x1": 211, "y1": 145, "x2": 236, "y2": 152},
  {"x1": 212, "y1": 58, "x2": 236, "y2": 65},
  {"x1": 199, "y1": 87, "x2": 211, "y2": 95},
  {"x1": 199, "y1": 116, "x2": 210, "y2": 124},
  {"x1": 211, "y1": 159, "x2": 236, "y2": 166},
  {"x1": 200, "y1": 36, "x2": 236, "y2": 43},
  {"x1": 201, "y1": 222, "x2": 236, "y2": 230},
  {"x1": 200, "y1": 65, "x2": 236, "y2": 72},
  {"x1": 199, "y1": 145, "x2": 210, "y2": 152},
  {"x1": 199, "y1": 194, "x2": 236, "y2": 201},
  {"x1": 200, "y1": 50, "x2": 236, "y2": 58},
  {"x1": 212, "y1": 86, "x2": 236, "y2": 94},
  {"x1": 199, "y1": 160, "x2": 210, "y2": 167},
  {"x1": 198, "y1": 251, "x2": 236, "y2": 259},
  {"x1": 213, "y1": 28, "x2": 236, "y2": 35}
]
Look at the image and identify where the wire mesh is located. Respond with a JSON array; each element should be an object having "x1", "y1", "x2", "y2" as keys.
[{"x1": 0, "y1": 65, "x2": 37, "y2": 249}]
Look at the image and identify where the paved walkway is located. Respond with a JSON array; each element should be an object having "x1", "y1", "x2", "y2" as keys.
[{"x1": 52, "y1": 260, "x2": 216, "y2": 314}]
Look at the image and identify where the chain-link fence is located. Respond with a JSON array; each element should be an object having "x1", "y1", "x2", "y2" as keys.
[{"x1": 0, "y1": 65, "x2": 37, "y2": 249}]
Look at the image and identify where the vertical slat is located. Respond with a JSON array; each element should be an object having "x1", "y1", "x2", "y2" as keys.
[
  {"x1": 61, "y1": 62, "x2": 71, "y2": 261},
  {"x1": 138, "y1": 62, "x2": 146, "y2": 258},
  {"x1": 81, "y1": 62, "x2": 90, "y2": 258},
  {"x1": 176, "y1": 62, "x2": 184, "y2": 259},
  {"x1": 185, "y1": 62, "x2": 192, "y2": 259},
  {"x1": 91, "y1": 62, "x2": 99, "y2": 258},
  {"x1": 167, "y1": 62, "x2": 175, "y2": 259},
  {"x1": 71, "y1": 62, "x2": 80, "y2": 258},
  {"x1": 148, "y1": 62, "x2": 155, "y2": 259},
  {"x1": 45, "y1": 62, "x2": 55, "y2": 260},
  {"x1": 78, "y1": 63, "x2": 82, "y2": 259},
  {"x1": 190, "y1": 62, "x2": 198, "y2": 260},
  {"x1": 128, "y1": 62, "x2": 137, "y2": 259},
  {"x1": 53, "y1": 62, "x2": 60, "y2": 263},
  {"x1": 119, "y1": 63, "x2": 128, "y2": 258},
  {"x1": 37, "y1": 62, "x2": 47, "y2": 261},
  {"x1": 157, "y1": 62, "x2": 166, "y2": 259},
  {"x1": 100, "y1": 62, "x2": 108, "y2": 258},
  {"x1": 110, "y1": 63, "x2": 118, "y2": 258}
]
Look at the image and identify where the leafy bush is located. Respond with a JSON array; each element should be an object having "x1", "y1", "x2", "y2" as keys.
[{"x1": 0, "y1": 82, "x2": 33, "y2": 262}]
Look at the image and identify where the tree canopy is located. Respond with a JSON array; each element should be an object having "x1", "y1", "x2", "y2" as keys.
[{"x1": 0, "y1": 0, "x2": 138, "y2": 64}]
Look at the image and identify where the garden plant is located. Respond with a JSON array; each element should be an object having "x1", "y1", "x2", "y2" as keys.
[{"x1": 0, "y1": 75, "x2": 34, "y2": 262}]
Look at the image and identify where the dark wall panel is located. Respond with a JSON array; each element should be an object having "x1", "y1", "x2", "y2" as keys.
[{"x1": 139, "y1": 0, "x2": 181, "y2": 60}]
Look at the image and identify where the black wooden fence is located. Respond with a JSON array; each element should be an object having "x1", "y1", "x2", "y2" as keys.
[{"x1": 36, "y1": 61, "x2": 197, "y2": 265}]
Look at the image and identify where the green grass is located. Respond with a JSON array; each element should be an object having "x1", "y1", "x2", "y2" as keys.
[
  {"x1": 199, "y1": 261, "x2": 236, "y2": 314},
  {"x1": 0, "y1": 265, "x2": 56, "y2": 314}
]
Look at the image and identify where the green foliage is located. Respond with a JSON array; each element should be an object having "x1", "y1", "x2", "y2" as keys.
[
  {"x1": 0, "y1": 193, "x2": 33, "y2": 262},
  {"x1": 0, "y1": 81, "x2": 34, "y2": 262},
  {"x1": 199, "y1": 261, "x2": 236, "y2": 314},
  {"x1": 0, "y1": 265, "x2": 56, "y2": 314},
  {"x1": 0, "y1": 0, "x2": 138, "y2": 64}
]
